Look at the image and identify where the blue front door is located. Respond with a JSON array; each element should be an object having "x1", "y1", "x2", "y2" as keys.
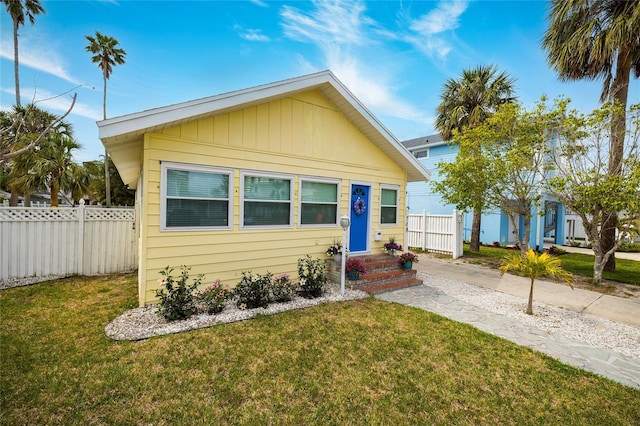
[{"x1": 349, "y1": 184, "x2": 370, "y2": 252}]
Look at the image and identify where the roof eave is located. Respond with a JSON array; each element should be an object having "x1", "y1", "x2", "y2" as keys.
[{"x1": 98, "y1": 70, "x2": 431, "y2": 185}]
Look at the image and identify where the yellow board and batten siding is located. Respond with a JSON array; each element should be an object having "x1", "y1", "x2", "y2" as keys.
[{"x1": 139, "y1": 90, "x2": 407, "y2": 306}]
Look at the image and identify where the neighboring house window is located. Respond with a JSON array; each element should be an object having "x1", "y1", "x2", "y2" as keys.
[
  {"x1": 380, "y1": 186, "x2": 399, "y2": 224},
  {"x1": 242, "y1": 172, "x2": 293, "y2": 227},
  {"x1": 161, "y1": 162, "x2": 232, "y2": 230},
  {"x1": 299, "y1": 178, "x2": 339, "y2": 226},
  {"x1": 412, "y1": 148, "x2": 429, "y2": 159}
]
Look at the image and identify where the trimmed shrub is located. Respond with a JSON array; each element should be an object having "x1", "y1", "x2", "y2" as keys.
[
  {"x1": 155, "y1": 266, "x2": 201, "y2": 321},
  {"x1": 196, "y1": 280, "x2": 230, "y2": 314},
  {"x1": 270, "y1": 273, "x2": 298, "y2": 302},
  {"x1": 297, "y1": 255, "x2": 327, "y2": 298},
  {"x1": 234, "y1": 271, "x2": 271, "y2": 309}
]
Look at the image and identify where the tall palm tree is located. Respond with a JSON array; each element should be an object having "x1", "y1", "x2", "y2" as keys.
[
  {"x1": 500, "y1": 249, "x2": 573, "y2": 315},
  {"x1": 85, "y1": 31, "x2": 126, "y2": 207},
  {"x1": 435, "y1": 65, "x2": 516, "y2": 251},
  {"x1": 2, "y1": 0, "x2": 46, "y2": 107},
  {"x1": 542, "y1": 0, "x2": 640, "y2": 271}
]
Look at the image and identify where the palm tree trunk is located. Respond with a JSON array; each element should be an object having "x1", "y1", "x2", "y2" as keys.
[
  {"x1": 469, "y1": 208, "x2": 482, "y2": 251},
  {"x1": 602, "y1": 47, "x2": 631, "y2": 272},
  {"x1": 9, "y1": 190, "x2": 19, "y2": 207},
  {"x1": 50, "y1": 181, "x2": 59, "y2": 207},
  {"x1": 104, "y1": 148, "x2": 111, "y2": 207},
  {"x1": 13, "y1": 20, "x2": 20, "y2": 107},
  {"x1": 103, "y1": 77, "x2": 111, "y2": 207},
  {"x1": 526, "y1": 277, "x2": 534, "y2": 315}
]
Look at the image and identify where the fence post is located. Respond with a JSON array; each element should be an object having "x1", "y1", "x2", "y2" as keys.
[
  {"x1": 452, "y1": 209, "x2": 462, "y2": 259},
  {"x1": 77, "y1": 200, "x2": 85, "y2": 275},
  {"x1": 421, "y1": 210, "x2": 427, "y2": 251}
]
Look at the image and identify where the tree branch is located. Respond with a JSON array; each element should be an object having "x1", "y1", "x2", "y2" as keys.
[{"x1": 0, "y1": 93, "x2": 77, "y2": 165}]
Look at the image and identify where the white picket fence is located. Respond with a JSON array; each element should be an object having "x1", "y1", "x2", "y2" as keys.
[
  {"x1": 407, "y1": 210, "x2": 464, "y2": 259},
  {"x1": 0, "y1": 206, "x2": 137, "y2": 281}
]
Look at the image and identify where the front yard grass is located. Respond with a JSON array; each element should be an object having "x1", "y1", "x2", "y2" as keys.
[
  {"x1": 461, "y1": 244, "x2": 640, "y2": 285},
  {"x1": 1, "y1": 273, "x2": 639, "y2": 425}
]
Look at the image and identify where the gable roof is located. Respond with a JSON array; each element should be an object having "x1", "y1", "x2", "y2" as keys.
[
  {"x1": 98, "y1": 70, "x2": 430, "y2": 188},
  {"x1": 401, "y1": 133, "x2": 446, "y2": 150}
]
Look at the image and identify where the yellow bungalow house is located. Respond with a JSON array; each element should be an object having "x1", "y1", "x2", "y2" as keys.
[{"x1": 98, "y1": 71, "x2": 430, "y2": 307}]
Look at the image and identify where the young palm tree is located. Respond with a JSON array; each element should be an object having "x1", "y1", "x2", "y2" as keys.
[
  {"x1": 85, "y1": 31, "x2": 126, "y2": 207},
  {"x1": 435, "y1": 65, "x2": 516, "y2": 252},
  {"x1": 2, "y1": 0, "x2": 46, "y2": 107},
  {"x1": 500, "y1": 249, "x2": 573, "y2": 315},
  {"x1": 7, "y1": 105, "x2": 77, "y2": 207},
  {"x1": 34, "y1": 133, "x2": 82, "y2": 207},
  {"x1": 542, "y1": 0, "x2": 640, "y2": 272}
]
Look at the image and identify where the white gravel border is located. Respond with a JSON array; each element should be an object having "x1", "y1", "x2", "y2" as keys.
[
  {"x1": 105, "y1": 286, "x2": 369, "y2": 341},
  {"x1": 106, "y1": 275, "x2": 640, "y2": 361},
  {"x1": 421, "y1": 273, "x2": 640, "y2": 360},
  {"x1": 0, "y1": 275, "x2": 71, "y2": 290}
]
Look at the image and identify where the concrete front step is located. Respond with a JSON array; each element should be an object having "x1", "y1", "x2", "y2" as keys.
[{"x1": 326, "y1": 254, "x2": 423, "y2": 295}]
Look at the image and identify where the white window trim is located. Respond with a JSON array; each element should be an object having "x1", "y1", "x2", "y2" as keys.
[
  {"x1": 380, "y1": 184, "x2": 400, "y2": 226},
  {"x1": 413, "y1": 148, "x2": 429, "y2": 159},
  {"x1": 298, "y1": 176, "x2": 341, "y2": 227},
  {"x1": 240, "y1": 170, "x2": 294, "y2": 229},
  {"x1": 160, "y1": 161, "x2": 233, "y2": 232}
]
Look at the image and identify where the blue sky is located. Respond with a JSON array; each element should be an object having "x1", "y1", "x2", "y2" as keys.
[{"x1": 2, "y1": 0, "x2": 638, "y2": 163}]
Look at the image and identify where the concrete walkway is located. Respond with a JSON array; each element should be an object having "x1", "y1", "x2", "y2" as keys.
[{"x1": 376, "y1": 257, "x2": 640, "y2": 389}]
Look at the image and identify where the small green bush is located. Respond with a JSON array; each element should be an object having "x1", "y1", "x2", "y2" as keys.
[
  {"x1": 297, "y1": 255, "x2": 327, "y2": 298},
  {"x1": 234, "y1": 271, "x2": 271, "y2": 309},
  {"x1": 270, "y1": 273, "x2": 298, "y2": 302},
  {"x1": 196, "y1": 280, "x2": 230, "y2": 314},
  {"x1": 545, "y1": 245, "x2": 567, "y2": 256},
  {"x1": 618, "y1": 242, "x2": 640, "y2": 253},
  {"x1": 155, "y1": 266, "x2": 201, "y2": 321}
]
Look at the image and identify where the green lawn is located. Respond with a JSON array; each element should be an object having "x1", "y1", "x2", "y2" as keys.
[
  {"x1": 461, "y1": 244, "x2": 640, "y2": 285},
  {"x1": 1, "y1": 273, "x2": 639, "y2": 425}
]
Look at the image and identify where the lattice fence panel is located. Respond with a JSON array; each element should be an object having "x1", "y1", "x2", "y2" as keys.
[
  {"x1": 0, "y1": 206, "x2": 137, "y2": 280},
  {"x1": 84, "y1": 208, "x2": 135, "y2": 221},
  {"x1": 0, "y1": 207, "x2": 78, "y2": 221}
]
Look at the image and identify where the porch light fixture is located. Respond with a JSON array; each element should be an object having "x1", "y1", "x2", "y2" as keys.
[{"x1": 339, "y1": 215, "x2": 350, "y2": 296}]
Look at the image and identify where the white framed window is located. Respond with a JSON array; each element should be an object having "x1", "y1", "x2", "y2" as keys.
[
  {"x1": 413, "y1": 148, "x2": 429, "y2": 159},
  {"x1": 160, "y1": 162, "x2": 232, "y2": 231},
  {"x1": 241, "y1": 172, "x2": 293, "y2": 227},
  {"x1": 380, "y1": 185, "x2": 399, "y2": 225},
  {"x1": 299, "y1": 177, "x2": 340, "y2": 226}
]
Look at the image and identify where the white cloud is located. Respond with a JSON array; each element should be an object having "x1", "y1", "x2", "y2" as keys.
[
  {"x1": 407, "y1": 0, "x2": 469, "y2": 59},
  {"x1": 0, "y1": 37, "x2": 79, "y2": 84},
  {"x1": 281, "y1": 0, "x2": 373, "y2": 46},
  {"x1": 240, "y1": 29, "x2": 270, "y2": 42},
  {"x1": 410, "y1": 0, "x2": 468, "y2": 35},
  {"x1": 280, "y1": 0, "x2": 431, "y2": 129},
  {"x1": 326, "y1": 49, "x2": 430, "y2": 125},
  {"x1": 250, "y1": 0, "x2": 269, "y2": 7}
]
